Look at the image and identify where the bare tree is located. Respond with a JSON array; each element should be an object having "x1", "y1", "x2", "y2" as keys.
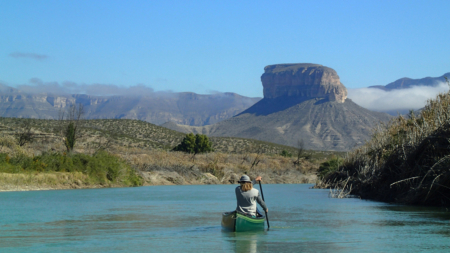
[
  {"x1": 59, "y1": 103, "x2": 84, "y2": 152},
  {"x1": 15, "y1": 120, "x2": 35, "y2": 146},
  {"x1": 250, "y1": 145, "x2": 264, "y2": 169},
  {"x1": 241, "y1": 146, "x2": 251, "y2": 164},
  {"x1": 294, "y1": 139, "x2": 310, "y2": 165},
  {"x1": 88, "y1": 135, "x2": 114, "y2": 154}
]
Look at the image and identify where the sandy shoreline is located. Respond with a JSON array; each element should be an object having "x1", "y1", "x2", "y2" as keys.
[{"x1": 0, "y1": 170, "x2": 317, "y2": 192}]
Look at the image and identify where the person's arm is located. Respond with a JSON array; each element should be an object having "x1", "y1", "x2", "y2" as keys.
[
  {"x1": 253, "y1": 176, "x2": 268, "y2": 212},
  {"x1": 256, "y1": 192, "x2": 268, "y2": 212},
  {"x1": 235, "y1": 186, "x2": 241, "y2": 211}
]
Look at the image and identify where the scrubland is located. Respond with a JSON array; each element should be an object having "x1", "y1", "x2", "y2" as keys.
[
  {"x1": 317, "y1": 85, "x2": 450, "y2": 207},
  {"x1": 0, "y1": 118, "x2": 336, "y2": 191}
]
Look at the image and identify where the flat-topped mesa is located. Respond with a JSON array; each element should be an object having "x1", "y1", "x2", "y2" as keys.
[{"x1": 261, "y1": 63, "x2": 348, "y2": 103}]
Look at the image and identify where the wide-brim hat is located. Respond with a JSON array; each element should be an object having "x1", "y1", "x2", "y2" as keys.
[{"x1": 238, "y1": 175, "x2": 251, "y2": 183}]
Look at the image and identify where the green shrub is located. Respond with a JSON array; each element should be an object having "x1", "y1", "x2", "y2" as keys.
[
  {"x1": 1, "y1": 151, "x2": 143, "y2": 186},
  {"x1": 0, "y1": 153, "x2": 9, "y2": 163},
  {"x1": 173, "y1": 133, "x2": 196, "y2": 153},
  {"x1": 0, "y1": 152, "x2": 20, "y2": 173},
  {"x1": 173, "y1": 133, "x2": 213, "y2": 154},
  {"x1": 65, "y1": 122, "x2": 76, "y2": 151},
  {"x1": 317, "y1": 156, "x2": 344, "y2": 179},
  {"x1": 280, "y1": 150, "x2": 292, "y2": 157}
]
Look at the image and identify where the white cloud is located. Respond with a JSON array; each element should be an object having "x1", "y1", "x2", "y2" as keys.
[
  {"x1": 348, "y1": 82, "x2": 449, "y2": 112},
  {"x1": 15, "y1": 79, "x2": 157, "y2": 96},
  {"x1": 12, "y1": 79, "x2": 241, "y2": 98}
]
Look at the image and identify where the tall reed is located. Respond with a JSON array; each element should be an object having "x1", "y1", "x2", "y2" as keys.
[{"x1": 318, "y1": 84, "x2": 450, "y2": 206}]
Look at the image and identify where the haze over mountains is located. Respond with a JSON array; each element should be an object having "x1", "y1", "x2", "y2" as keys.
[
  {"x1": 164, "y1": 64, "x2": 392, "y2": 151},
  {"x1": 0, "y1": 84, "x2": 260, "y2": 126}
]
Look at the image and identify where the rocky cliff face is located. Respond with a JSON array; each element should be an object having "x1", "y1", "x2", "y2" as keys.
[
  {"x1": 261, "y1": 63, "x2": 347, "y2": 103},
  {"x1": 46, "y1": 96, "x2": 74, "y2": 108}
]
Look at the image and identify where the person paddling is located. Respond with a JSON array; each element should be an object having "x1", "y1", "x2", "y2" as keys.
[{"x1": 235, "y1": 175, "x2": 268, "y2": 217}]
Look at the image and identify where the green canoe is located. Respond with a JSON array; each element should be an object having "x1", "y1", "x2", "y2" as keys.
[{"x1": 221, "y1": 211, "x2": 265, "y2": 232}]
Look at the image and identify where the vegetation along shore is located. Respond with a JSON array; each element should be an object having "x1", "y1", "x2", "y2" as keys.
[
  {"x1": 316, "y1": 82, "x2": 450, "y2": 207},
  {"x1": 0, "y1": 116, "x2": 340, "y2": 192}
]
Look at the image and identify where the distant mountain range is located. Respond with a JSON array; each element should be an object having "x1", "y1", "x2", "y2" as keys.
[
  {"x1": 369, "y1": 72, "x2": 450, "y2": 90},
  {"x1": 0, "y1": 86, "x2": 261, "y2": 126}
]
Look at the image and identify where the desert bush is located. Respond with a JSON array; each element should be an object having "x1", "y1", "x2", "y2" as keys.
[
  {"x1": 173, "y1": 133, "x2": 196, "y2": 153},
  {"x1": 15, "y1": 121, "x2": 35, "y2": 147},
  {"x1": 317, "y1": 156, "x2": 344, "y2": 179},
  {"x1": 0, "y1": 153, "x2": 20, "y2": 173},
  {"x1": 60, "y1": 103, "x2": 84, "y2": 152},
  {"x1": 0, "y1": 136, "x2": 17, "y2": 149},
  {"x1": 202, "y1": 158, "x2": 225, "y2": 179},
  {"x1": 0, "y1": 151, "x2": 143, "y2": 186},
  {"x1": 280, "y1": 150, "x2": 292, "y2": 157},
  {"x1": 65, "y1": 122, "x2": 76, "y2": 151},
  {"x1": 173, "y1": 133, "x2": 213, "y2": 154},
  {"x1": 0, "y1": 153, "x2": 9, "y2": 163}
]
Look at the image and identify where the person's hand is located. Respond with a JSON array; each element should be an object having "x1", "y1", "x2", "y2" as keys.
[
  {"x1": 265, "y1": 208, "x2": 268, "y2": 213},
  {"x1": 255, "y1": 176, "x2": 262, "y2": 182}
]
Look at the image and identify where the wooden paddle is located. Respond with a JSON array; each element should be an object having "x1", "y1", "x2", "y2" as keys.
[{"x1": 258, "y1": 181, "x2": 270, "y2": 229}]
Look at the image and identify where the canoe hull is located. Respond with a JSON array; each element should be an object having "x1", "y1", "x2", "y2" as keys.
[
  {"x1": 221, "y1": 211, "x2": 265, "y2": 232},
  {"x1": 221, "y1": 211, "x2": 236, "y2": 231}
]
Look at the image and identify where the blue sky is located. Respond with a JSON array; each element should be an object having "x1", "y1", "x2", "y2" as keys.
[{"x1": 1, "y1": 0, "x2": 450, "y2": 98}]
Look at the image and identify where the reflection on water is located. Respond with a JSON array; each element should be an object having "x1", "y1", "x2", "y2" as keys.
[
  {"x1": 0, "y1": 184, "x2": 450, "y2": 252},
  {"x1": 223, "y1": 230, "x2": 263, "y2": 253}
]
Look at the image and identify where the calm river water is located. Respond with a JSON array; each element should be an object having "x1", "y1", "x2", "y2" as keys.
[{"x1": 1, "y1": 184, "x2": 449, "y2": 252}]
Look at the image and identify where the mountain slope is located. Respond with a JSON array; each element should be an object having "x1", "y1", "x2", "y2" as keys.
[{"x1": 164, "y1": 97, "x2": 391, "y2": 151}]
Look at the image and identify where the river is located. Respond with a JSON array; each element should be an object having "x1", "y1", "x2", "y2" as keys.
[{"x1": 1, "y1": 184, "x2": 449, "y2": 252}]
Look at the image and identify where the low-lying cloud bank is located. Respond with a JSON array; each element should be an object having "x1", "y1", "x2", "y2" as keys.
[
  {"x1": 15, "y1": 78, "x2": 161, "y2": 96},
  {"x1": 11, "y1": 78, "x2": 447, "y2": 112},
  {"x1": 10, "y1": 79, "x2": 244, "y2": 98},
  {"x1": 348, "y1": 83, "x2": 449, "y2": 113}
]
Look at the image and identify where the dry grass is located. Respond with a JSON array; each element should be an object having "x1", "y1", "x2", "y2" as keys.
[
  {"x1": 318, "y1": 84, "x2": 450, "y2": 206},
  {"x1": 0, "y1": 118, "x2": 343, "y2": 190},
  {"x1": 0, "y1": 118, "x2": 339, "y2": 159},
  {"x1": 112, "y1": 147, "x2": 318, "y2": 185},
  {"x1": 0, "y1": 172, "x2": 91, "y2": 191}
]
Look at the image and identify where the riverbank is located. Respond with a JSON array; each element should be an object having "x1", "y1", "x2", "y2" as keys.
[
  {"x1": 0, "y1": 146, "x2": 318, "y2": 192},
  {"x1": 119, "y1": 148, "x2": 318, "y2": 186},
  {"x1": 0, "y1": 116, "x2": 340, "y2": 192},
  {"x1": 316, "y1": 89, "x2": 450, "y2": 207},
  {"x1": 0, "y1": 171, "x2": 316, "y2": 192},
  {"x1": 0, "y1": 172, "x2": 97, "y2": 192}
]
